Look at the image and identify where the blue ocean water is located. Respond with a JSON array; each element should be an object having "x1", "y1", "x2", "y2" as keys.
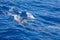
[{"x1": 0, "y1": 0, "x2": 60, "y2": 40}]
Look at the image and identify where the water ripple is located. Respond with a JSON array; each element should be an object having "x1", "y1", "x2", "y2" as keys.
[{"x1": 0, "y1": 0, "x2": 60, "y2": 40}]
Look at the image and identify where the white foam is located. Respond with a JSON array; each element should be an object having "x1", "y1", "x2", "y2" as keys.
[
  {"x1": 9, "y1": 7, "x2": 15, "y2": 12},
  {"x1": 8, "y1": 12, "x2": 20, "y2": 21},
  {"x1": 19, "y1": 11, "x2": 22, "y2": 13},
  {"x1": 26, "y1": 12, "x2": 36, "y2": 19},
  {"x1": 48, "y1": 26, "x2": 60, "y2": 30}
]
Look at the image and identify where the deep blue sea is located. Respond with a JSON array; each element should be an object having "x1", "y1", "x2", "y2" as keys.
[{"x1": 0, "y1": 0, "x2": 60, "y2": 40}]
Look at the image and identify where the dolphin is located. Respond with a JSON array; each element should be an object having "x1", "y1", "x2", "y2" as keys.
[{"x1": 8, "y1": 11, "x2": 36, "y2": 24}]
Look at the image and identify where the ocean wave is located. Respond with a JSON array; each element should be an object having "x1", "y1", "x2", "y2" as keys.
[{"x1": 0, "y1": 0, "x2": 60, "y2": 40}]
